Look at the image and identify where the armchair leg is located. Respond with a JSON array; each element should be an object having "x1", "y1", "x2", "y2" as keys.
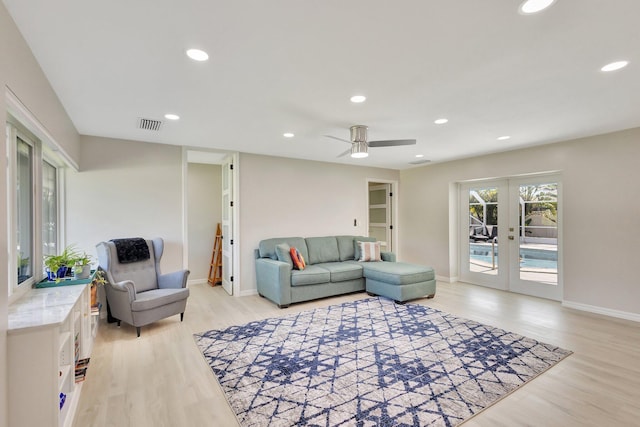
[
  {"x1": 117, "y1": 320, "x2": 121, "y2": 327},
  {"x1": 136, "y1": 327, "x2": 141, "y2": 338},
  {"x1": 180, "y1": 312, "x2": 184, "y2": 322}
]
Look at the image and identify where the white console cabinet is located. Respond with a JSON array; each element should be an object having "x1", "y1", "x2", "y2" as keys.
[{"x1": 8, "y1": 284, "x2": 96, "y2": 427}]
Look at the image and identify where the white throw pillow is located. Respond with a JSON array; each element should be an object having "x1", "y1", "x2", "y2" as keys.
[{"x1": 358, "y1": 241, "x2": 381, "y2": 262}]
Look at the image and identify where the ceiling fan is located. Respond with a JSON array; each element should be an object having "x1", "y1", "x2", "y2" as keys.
[{"x1": 325, "y1": 125, "x2": 416, "y2": 158}]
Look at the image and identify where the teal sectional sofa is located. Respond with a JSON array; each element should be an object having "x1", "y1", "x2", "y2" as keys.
[{"x1": 255, "y1": 235, "x2": 435, "y2": 308}]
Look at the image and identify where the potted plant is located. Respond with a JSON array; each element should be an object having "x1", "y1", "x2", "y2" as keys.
[
  {"x1": 90, "y1": 268, "x2": 107, "y2": 307},
  {"x1": 44, "y1": 254, "x2": 64, "y2": 281},
  {"x1": 44, "y1": 245, "x2": 80, "y2": 282},
  {"x1": 74, "y1": 252, "x2": 93, "y2": 279}
]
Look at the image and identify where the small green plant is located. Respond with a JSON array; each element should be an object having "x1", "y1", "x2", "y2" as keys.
[
  {"x1": 44, "y1": 245, "x2": 81, "y2": 282},
  {"x1": 73, "y1": 251, "x2": 94, "y2": 277},
  {"x1": 92, "y1": 268, "x2": 107, "y2": 287}
]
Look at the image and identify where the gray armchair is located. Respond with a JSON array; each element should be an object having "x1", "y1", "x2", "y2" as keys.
[{"x1": 96, "y1": 238, "x2": 190, "y2": 337}]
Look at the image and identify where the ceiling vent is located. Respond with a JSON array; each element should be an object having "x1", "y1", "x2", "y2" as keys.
[
  {"x1": 409, "y1": 159, "x2": 432, "y2": 165},
  {"x1": 137, "y1": 117, "x2": 163, "y2": 131}
]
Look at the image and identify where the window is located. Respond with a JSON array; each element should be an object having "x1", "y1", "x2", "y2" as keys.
[
  {"x1": 42, "y1": 160, "x2": 58, "y2": 258},
  {"x1": 7, "y1": 119, "x2": 62, "y2": 297},
  {"x1": 16, "y1": 136, "x2": 34, "y2": 285}
]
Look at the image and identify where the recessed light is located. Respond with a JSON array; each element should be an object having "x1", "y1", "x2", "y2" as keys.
[
  {"x1": 434, "y1": 118, "x2": 448, "y2": 125},
  {"x1": 497, "y1": 135, "x2": 511, "y2": 141},
  {"x1": 186, "y1": 49, "x2": 209, "y2": 61},
  {"x1": 601, "y1": 60, "x2": 629, "y2": 72},
  {"x1": 415, "y1": 154, "x2": 424, "y2": 158},
  {"x1": 283, "y1": 133, "x2": 295, "y2": 138},
  {"x1": 164, "y1": 114, "x2": 180, "y2": 120},
  {"x1": 519, "y1": 0, "x2": 556, "y2": 14},
  {"x1": 350, "y1": 95, "x2": 366, "y2": 103}
]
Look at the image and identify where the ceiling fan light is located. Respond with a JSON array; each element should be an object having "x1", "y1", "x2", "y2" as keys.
[
  {"x1": 519, "y1": 0, "x2": 555, "y2": 14},
  {"x1": 351, "y1": 141, "x2": 368, "y2": 158}
]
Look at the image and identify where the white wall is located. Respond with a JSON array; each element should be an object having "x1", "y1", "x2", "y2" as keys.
[
  {"x1": 1, "y1": 4, "x2": 81, "y2": 425},
  {"x1": 238, "y1": 153, "x2": 400, "y2": 296},
  {"x1": 187, "y1": 163, "x2": 222, "y2": 282},
  {"x1": 66, "y1": 136, "x2": 185, "y2": 273},
  {"x1": 399, "y1": 127, "x2": 640, "y2": 316}
]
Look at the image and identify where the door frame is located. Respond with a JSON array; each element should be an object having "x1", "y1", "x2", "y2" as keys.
[
  {"x1": 457, "y1": 173, "x2": 563, "y2": 301},
  {"x1": 366, "y1": 178, "x2": 399, "y2": 257}
]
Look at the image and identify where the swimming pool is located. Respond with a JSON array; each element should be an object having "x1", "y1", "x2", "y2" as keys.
[{"x1": 469, "y1": 243, "x2": 557, "y2": 270}]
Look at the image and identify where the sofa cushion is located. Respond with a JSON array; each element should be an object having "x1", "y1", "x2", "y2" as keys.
[
  {"x1": 291, "y1": 265, "x2": 331, "y2": 287},
  {"x1": 362, "y1": 262, "x2": 435, "y2": 285},
  {"x1": 259, "y1": 237, "x2": 308, "y2": 262},
  {"x1": 357, "y1": 241, "x2": 382, "y2": 262},
  {"x1": 275, "y1": 243, "x2": 293, "y2": 267},
  {"x1": 306, "y1": 236, "x2": 340, "y2": 265},
  {"x1": 131, "y1": 288, "x2": 189, "y2": 312},
  {"x1": 354, "y1": 237, "x2": 376, "y2": 261},
  {"x1": 315, "y1": 262, "x2": 363, "y2": 282},
  {"x1": 336, "y1": 235, "x2": 366, "y2": 261}
]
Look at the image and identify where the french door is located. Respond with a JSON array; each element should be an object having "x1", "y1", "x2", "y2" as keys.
[
  {"x1": 459, "y1": 175, "x2": 561, "y2": 300},
  {"x1": 221, "y1": 155, "x2": 234, "y2": 296}
]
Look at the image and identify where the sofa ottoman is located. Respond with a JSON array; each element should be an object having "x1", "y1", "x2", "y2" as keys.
[{"x1": 362, "y1": 262, "x2": 436, "y2": 303}]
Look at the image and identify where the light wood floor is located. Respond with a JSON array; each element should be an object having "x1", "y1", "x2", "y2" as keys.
[{"x1": 74, "y1": 282, "x2": 640, "y2": 426}]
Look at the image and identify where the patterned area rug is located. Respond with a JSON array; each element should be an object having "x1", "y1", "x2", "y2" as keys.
[{"x1": 194, "y1": 297, "x2": 571, "y2": 426}]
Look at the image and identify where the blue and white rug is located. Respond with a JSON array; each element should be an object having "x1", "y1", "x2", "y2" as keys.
[{"x1": 194, "y1": 297, "x2": 571, "y2": 426}]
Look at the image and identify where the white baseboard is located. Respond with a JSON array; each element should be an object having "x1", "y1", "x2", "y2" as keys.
[
  {"x1": 239, "y1": 289, "x2": 258, "y2": 297},
  {"x1": 188, "y1": 278, "x2": 208, "y2": 286},
  {"x1": 562, "y1": 300, "x2": 640, "y2": 323},
  {"x1": 436, "y1": 275, "x2": 457, "y2": 283}
]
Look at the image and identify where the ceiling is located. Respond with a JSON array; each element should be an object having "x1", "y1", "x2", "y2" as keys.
[{"x1": 4, "y1": 0, "x2": 640, "y2": 170}]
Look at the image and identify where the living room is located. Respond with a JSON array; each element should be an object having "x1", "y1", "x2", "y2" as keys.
[{"x1": 2, "y1": 1, "x2": 640, "y2": 426}]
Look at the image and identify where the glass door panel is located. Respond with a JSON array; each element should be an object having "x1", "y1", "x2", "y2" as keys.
[
  {"x1": 460, "y1": 181, "x2": 507, "y2": 290},
  {"x1": 509, "y1": 179, "x2": 561, "y2": 300}
]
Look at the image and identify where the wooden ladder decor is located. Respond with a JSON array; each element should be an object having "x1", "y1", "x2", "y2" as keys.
[{"x1": 208, "y1": 223, "x2": 223, "y2": 286}]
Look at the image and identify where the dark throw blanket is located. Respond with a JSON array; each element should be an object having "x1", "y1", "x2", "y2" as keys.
[{"x1": 111, "y1": 238, "x2": 150, "y2": 263}]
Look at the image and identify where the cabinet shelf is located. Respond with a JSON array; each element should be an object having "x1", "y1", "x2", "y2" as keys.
[
  {"x1": 8, "y1": 284, "x2": 97, "y2": 427},
  {"x1": 59, "y1": 364, "x2": 72, "y2": 391}
]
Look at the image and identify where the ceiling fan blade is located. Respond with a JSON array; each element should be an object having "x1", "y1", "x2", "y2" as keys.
[
  {"x1": 324, "y1": 135, "x2": 352, "y2": 144},
  {"x1": 368, "y1": 139, "x2": 416, "y2": 147},
  {"x1": 336, "y1": 147, "x2": 352, "y2": 158}
]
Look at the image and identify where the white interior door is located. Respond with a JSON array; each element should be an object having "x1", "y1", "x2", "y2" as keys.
[
  {"x1": 221, "y1": 155, "x2": 234, "y2": 295},
  {"x1": 368, "y1": 183, "x2": 392, "y2": 251},
  {"x1": 459, "y1": 175, "x2": 562, "y2": 301}
]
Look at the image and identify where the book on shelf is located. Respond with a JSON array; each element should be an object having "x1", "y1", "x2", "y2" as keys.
[
  {"x1": 74, "y1": 357, "x2": 91, "y2": 382},
  {"x1": 91, "y1": 302, "x2": 102, "y2": 314}
]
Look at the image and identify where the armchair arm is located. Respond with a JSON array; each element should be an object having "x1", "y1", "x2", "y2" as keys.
[
  {"x1": 255, "y1": 258, "x2": 292, "y2": 307},
  {"x1": 104, "y1": 280, "x2": 137, "y2": 324},
  {"x1": 381, "y1": 252, "x2": 396, "y2": 262},
  {"x1": 158, "y1": 269, "x2": 190, "y2": 289}
]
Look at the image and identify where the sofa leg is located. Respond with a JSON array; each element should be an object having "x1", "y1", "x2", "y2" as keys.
[
  {"x1": 278, "y1": 304, "x2": 289, "y2": 309},
  {"x1": 117, "y1": 320, "x2": 121, "y2": 327},
  {"x1": 259, "y1": 293, "x2": 265, "y2": 298},
  {"x1": 426, "y1": 293, "x2": 435, "y2": 299},
  {"x1": 366, "y1": 292, "x2": 376, "y2": 297},
  {"x1": 394, "y1": 300, "x2": 407, "y2": 305},
  {"x1": 136, "y1": 327, "x2": 141, "y2": 338},
  {"x1": 180, "y1": 312, "x2": 184, "y2": 322}
]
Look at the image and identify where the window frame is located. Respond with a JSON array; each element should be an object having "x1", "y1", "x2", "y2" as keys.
[{"x1": 6, "y1": 121, "x2": 49, "y2": 302}]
